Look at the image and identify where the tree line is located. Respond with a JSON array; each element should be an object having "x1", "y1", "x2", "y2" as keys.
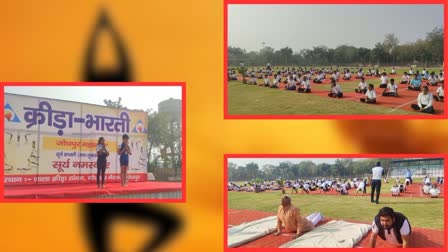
[
  {"x1": 228, "y1": 27, "x2": 443, "y2": 67},
  {"x1": 104, "y1": 97, "x2": 182, "y2": 179},
  {"x1": 228, "y1": 159, "x2": 398, "y2": 182}
]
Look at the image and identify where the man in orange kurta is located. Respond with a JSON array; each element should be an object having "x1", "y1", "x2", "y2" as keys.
[{"x1": 275, "y1": 195, "x2": 314, "y2": 238}]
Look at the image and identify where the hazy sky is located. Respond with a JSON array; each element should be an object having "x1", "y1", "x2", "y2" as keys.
[
  {"x1": 228, "y1": 158, "x2": 367, "y2": 167},
  {"x1": 4, "y1": 86, "x2": 182, "y2": 111},
  {"x1": 228, "y1": 4, "x2": 443, "y2": 51}
]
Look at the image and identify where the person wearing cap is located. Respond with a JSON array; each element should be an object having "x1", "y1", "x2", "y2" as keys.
[
  {"x1": 370, "y1": 162, "x2": 384, "y2": 204},
  {"x1": 369, "y1": 207, "x2": 411, "y2": 248},
  {"x1": 410, "y1": 86, "x2": 434, "y2": 114},
  {"x1": 275, "y1": 196, "x2": 322, "y2": 238}
]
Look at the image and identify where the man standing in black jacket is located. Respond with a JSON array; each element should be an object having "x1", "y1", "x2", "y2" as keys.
[{"x1": 369, "y1": 207, "x2": 411, "y2": 248}]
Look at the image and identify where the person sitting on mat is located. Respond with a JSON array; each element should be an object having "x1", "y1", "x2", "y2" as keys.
[
  {"x1": 434, "y1": 83, "x2": 444, "y2": 102},
  {"x1": 331, "y1": 71, "x2": 338, "y2": 81},
  {"x1": 429, "y1": 183, "x2": 440, "y2": 198},
  {"x1": 262, "y1": 74, "x2": 270, "y2": 87},
  {"x1": 426, "y1": 72, "x2": 438, "y2": 86},
  {"x1": 313, "y1": 71, "x2": 324, "y2": 83},
  {"x1": 270, "y1": 74, "x2": 279, "y2": 88},
  {"x1": 356, "y1": 68, "x2": 364, "y2": 79},
  {"x1": 285, "y1": 77, "x2": 297, "y2": 91},
  {"x1": 409, "y1": 68, "x2": 414, "y2": 75},
  {"x1": 297, "y1": 76, "x2": 311, "y2": 93},
  {"x1": 400, "y1": 72, "x2": 410, "y2": 84},
  {"x1": 379, "y1": 72, "x2": 388, "y2": 88},
  {"x1": 328, "y1": 79, "x2": 343, "y2": 98},
  {"x1": 411, "y1": 86, "x2": 434, "y2": 114},
  {"x1": 355, "y1": 77, "x2": 368, "y2": 93},
  {"x1": 343, "y1": 70, "x2": 351, "y2": 80},
  {"x1": 360, "y1": 84, "x2": 377, "y2": 104},
  {"x1": 275, "y1": 195, "x2": 323, "y2": 238},
  {"x1": 369, "y1": 207, "x2": 411, "y2": 248},
  {"x1": 390, "y1": 67, "x2": 396, "y2": 74},
  {"x1": 438, "y1": 71, "x2": 444, "y2": 84},
  {"x1": 408, "y1": 74, "x2": 421, "y2": 91},
  {"x1": 382, "y1": 78, "x2": 398, "y2": 97}
]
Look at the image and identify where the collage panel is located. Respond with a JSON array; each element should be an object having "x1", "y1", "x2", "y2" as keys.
[
  {"x1": 225, "y1": 155, "x2": 446, "y2": 249},
  {"x1": 225, "y1": 3, "x2": 446, "y2": 118}
]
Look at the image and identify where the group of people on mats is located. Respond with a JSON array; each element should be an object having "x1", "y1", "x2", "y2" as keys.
[{"x1": 238, "y1": 66, "x2": 444, "y2": 114}]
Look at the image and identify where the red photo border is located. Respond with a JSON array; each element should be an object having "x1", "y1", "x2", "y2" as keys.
[
  {"x1": 0, "y1": 82, "x2": 186, "y2": 203},
  {"x1": 223, "y1": 0, "x2": 447, "y2": 119},
  {"x1": 223, "y1": 153, "x2": 447, "y2": 251}
]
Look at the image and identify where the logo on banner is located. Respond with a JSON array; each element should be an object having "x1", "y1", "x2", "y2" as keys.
[
  {"x1": 4, "y1": 103, "x2": 21, "y2": 122},
  {"x1": 132, "y1": 119, "x2": 147, "y2": 133}
]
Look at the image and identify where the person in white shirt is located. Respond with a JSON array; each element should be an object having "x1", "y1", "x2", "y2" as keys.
[
  {"x1": 356, "y1": 69, "x2": 364, "y2": 79},
  {"x1": 331, "y1": 71, "x2": 338, "y2": 81},
  {"x1": 400, "y1": 72, "x2": 410, "y2": 84},
  {"x1": 391, "y1": 184, "x2": 400, "y2": 196},
  {"x1": 370, "y1": 162, "x2": 384, "y2": 204},
  {"x1": 370, "y1": 207, "x2": 411, "y2": 248},
  {"x1": 379, "y1": 72, "x2": 388, "y2": 88},
  {"x1": 424, "y1": 176, "x2": 431, "y2": 185},
  {"x1": 328, "y1": 79, "x2": 343, "y2": 98},
  {"x1": 270, "y1": 74, "x2": 279, "y2": 88},
  {"x1": 434, "y1": 84, "x2": 444, "y2": 102},
  {"x1": 438, "y1": 71, "x2": 444, "y2": 84},
  {"x1": 313, "y1": 71, "x2": 325, "y2": 83},
  {"x1": 356, "y1": 179, "x2": 366, "y2": 195},
  {"x1": 422, "y1": 183, "x2": 431, "y2": 194},
  {"x1": 355, "y1": 77, "x2": 368, "y2": 93},
  {"x1": 360, "y1": 84, "x2": 377, "y2": 104},
  {"x1": 390, "y1": 67, "x2": 396, "y2": 74},
  {"x1": 409, "y1": 68, "x2": 414, "y2": 75},
  {"x1": 411, "y1": 86, "x2": 435, "y2": 114},
  {"x1": 261, "y1": 74, "x2": 270, "y2": 87},
  {"x1": 297, "y1": 76, "x2": 311, "y2": 93},
  {"x1": 382, "y1": 78, "x2": 398, "y2": 97},
  {"x1": 343, "y1": 70, "x2": 351, "y2": 80},
  {"x1": 429, "y1": 183, "x2": 440, "y2": 198},
  {"x1": 426, "y1": 72, "x2": 438, "y2": 86}
]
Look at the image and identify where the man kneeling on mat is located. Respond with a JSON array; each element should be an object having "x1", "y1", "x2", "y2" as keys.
[
  {"x1": 369, "y1": 207, "x2": 411, "y2": 248},
  {"x1": 328, "y1": 79, "x2": 343, "y2": 98},
  {"x1": 382, "y1": 78, "x2": 398, "y2": 97},
  {"x1": 360, "y1": 84, "x2": 376, "y2": 104},
  {"x1": 411, "y1": 86, "x2": 435, "y2": 114},
  {"x1": 275, "y1": 196, "x2": 323, "y2": 239}
]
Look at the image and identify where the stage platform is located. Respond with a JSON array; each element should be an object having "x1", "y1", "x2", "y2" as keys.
[{"x1": 4, "y1": 181, "x2": 182, "y2": 199}]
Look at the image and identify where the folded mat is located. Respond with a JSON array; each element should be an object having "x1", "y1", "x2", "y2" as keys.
[
  {"x1": 227, "y1": 215, "x2": 277, "y2": 248},
  {"x1": 280, "y1": 220, "x2": 371, "y2": 248}
]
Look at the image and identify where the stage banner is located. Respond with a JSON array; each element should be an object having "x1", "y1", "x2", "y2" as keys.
[{"x1": 4, "y1": 93, "x2": 148, "y2": 185}]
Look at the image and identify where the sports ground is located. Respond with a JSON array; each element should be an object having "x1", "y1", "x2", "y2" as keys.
[
  {"x1": 227, "y1": 178, "x2": 444, "y2": 248},
  {"x1": 228, "y1": 67, "x2": 444, "y2": 115}
]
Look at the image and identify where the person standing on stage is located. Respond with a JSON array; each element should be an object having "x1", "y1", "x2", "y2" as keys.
[
  {"x1": 96, "y1": 137, "x2": 109, "y2": 188},
  {"x1": 371, "y1": 162, "x2": 384, "y2": 204},
  {"x1": 118, "y1": 134, "x2": 132, "y2": 187}
]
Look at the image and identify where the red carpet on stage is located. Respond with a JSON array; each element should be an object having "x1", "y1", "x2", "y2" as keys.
[{"x1": 4, "y1": 181, "x2": 182, "y2": 199}]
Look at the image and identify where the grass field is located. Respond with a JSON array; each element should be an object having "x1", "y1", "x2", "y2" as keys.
[
  {"x1": 228, "y1": 66, "x2": 443, "y2": 115},
  {"x1": 228, "y1": 190, "x2": 444, "y2": 230}
]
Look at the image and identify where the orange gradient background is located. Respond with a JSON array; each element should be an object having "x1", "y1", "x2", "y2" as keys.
[{"x1": 0, "y1": 0, "x2": 447, "y2": 251}]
